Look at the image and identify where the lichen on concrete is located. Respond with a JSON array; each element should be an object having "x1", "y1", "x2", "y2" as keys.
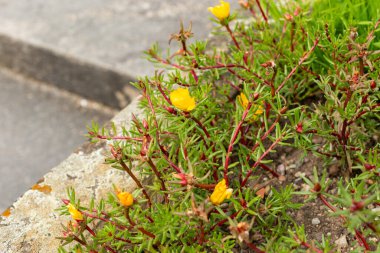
[{"x1": 0, "y1": 97, "x2": 142, "y2": 252}]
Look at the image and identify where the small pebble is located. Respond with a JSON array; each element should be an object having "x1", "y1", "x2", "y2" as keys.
[
  {"x1": 277, "y1": 164, "x2": 285, "y2": 175},
  {"x1": 301, "y1": 183, "x2": 310, "y2": 191},
  {"x1": 335, "y1": 235, "x2": 348, "y2": 249},
  {"x1": 80, "y1": 99, "x2": 88, "y2": 108},
  {"x1": 328, "y1": 163, "x2": 340, "y2": 176},
  {"x1": 311, "y1": 218, "x2": 320, "y2": 225},
  {"x1": 295, "y1": 172, "x2": 305, "y2": 178}
]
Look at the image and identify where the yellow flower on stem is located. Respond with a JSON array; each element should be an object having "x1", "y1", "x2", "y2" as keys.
[
  {"x1": 210, "y1": 179, "x2": 233, "y2": 205},
  {"x1": 237, "y1": 93, "x2": 264, "y2": 121},
  {"x1": 117, "y1": 191, "x2": 134, "y2": 207},
  {"x1": 169, "y1": 88, "x2": 196, "y2": 112},
  {"x1": 67, "y1": 203, "x2": 83, "y2": 221},
  {"x1": 208, "y1": 1, "x2": 230, "y2": 21}
]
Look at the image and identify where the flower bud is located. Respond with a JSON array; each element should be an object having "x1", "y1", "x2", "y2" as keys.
[
  {"x1": 313, "y1": 183, "x2": 321, "y2": 193},
  {"x1": 296, "y1": 122, "x2": 303, "y2": 133},
  {"x1": 142, "y1": 119, "x2": 149, "y2": 130},
  {"x1": 67, "y1": 203, "x2": 83, "y2": 221},
  {"x1": 117, "y1": 191, "x2": 134, "y2": 207},
  {"x1": 364, "y1": 164, "x2": 375, "y2": 171},
  {"x1": 370, "y1": 80, "x2": 376, "y2": 89}
]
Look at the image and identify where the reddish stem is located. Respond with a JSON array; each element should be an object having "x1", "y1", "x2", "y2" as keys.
[
  {"x1": 225, "y1": 24, "x2": 241, "y2": 49},
  {"x1": 224, "y1": 102, "x2": 252, "y2": 185},
  {"x1": 89, "y1": 132, "x2": 143, "y2": 142},
  {"x1": 125, "y1": 209, "x2": 156, "y2": 239},
  {"x1": 276, "y1": 38, "x2": 319, "y2": 93},
  {"x1": 73, "y1": 235, "x2": 87, "y2": 246},
  {"x1": 157, "y1": 83, "x2": 171, "y2": 105},
  {"x1": 146, "y1": 157, "x2": 169, "y2": 203},
  {"x1": 255, "y1": 0, "x2": 268, "y2": 23},
  {"x1": 244, "y1": 240, "x2": 266, "y2": 253},
  {"x1": 295, "y1": 236, "x2": 323, "y2": 253},
  {"x1": 246, "y1": 115, "x2": 280, "y2": 159},
  {"x1": 318, "y1": 194, "x2": 370, "y2": 250},
  {"x1": 348, "y1": 103, "x2": 380, "y2": 124},
  {"x1": 242, "y1": 135, "x2": 283, "y2": 187},
  {"x1": 193, "y1": 183, "x2": 216, "y2": 190},
  {"x1": 81, "y1": 211, "x2": 128, "y2": 230},
  {"x1": 85, "y1": 225, "x2": 96, "y2": 237},
  {"x1": 105, "y1": 246, "x2": 117, "y2": 253},
  {"x1": 119, "y1": 159, "x2": 152, "y2": 207},
  {"x1": 185, "y1": 113, "x2": 211, "y2": 138},
  {"x1": 210, "y1": 210, "x2": 241, "y2": 231}
]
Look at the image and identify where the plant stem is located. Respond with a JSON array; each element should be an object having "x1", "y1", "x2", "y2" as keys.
[
  {"x1": 184, "y1": 113, "x2": 211, "y2": 138},
  {"x1": 81, "y1": 210, "x2": 128, "y2": 230},
  {"x1": 73, "y1": 235, "x2": 87, "y2": 246},
  {"x1": 193, "y1": 183, "x2": 216, "y2": 189},
  {"x1": 318, "y1": 194, "x2": 370, "y2": 250},
  {"x1": 146, "y1": 157, "x2": 169, "y2": 203},
  {"x1": 225, "y1": 24, "x2": 241, "y2": 49},
  {"x1": 224, "y1": 102, "x2": 252, "y2": 185},
  {"x1": 244, "y1": 240, "x2": 266, "y2": 253},
  {"x1": 276, "y1": 38, "x2": 319, "y2": 93},
  {"x1": 125, "y1": 209, "x2": 156, "y2": 239},
  {"x1": 105, "y1": 245, "x2": 117, "y2": 253},
  {"x1": 119, "y1": 159, "x2": 152, "y2": 207},
  {"x1": 255, "y1": 0, "x2": 268, "y2": 23},
  {"x1": 85, "y1": 225, "x2": 96, "y2": 236},
  {"x1": 294, "y1": 236, "x2": 323, "y2": 253},
  {"x1": 88, "y1": 132, "x2": 143, "y2": 142},
  {"x1": 242, "y1": 135, "x2": 284, "y2": 187}
]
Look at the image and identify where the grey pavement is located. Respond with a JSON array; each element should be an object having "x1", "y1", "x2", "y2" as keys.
[
  {"x1": 0, "y1": 0, "x2": 239, "y2": 78},
  {"x1": 0, "y1": 69, "x2": 113, "y2": 210},
  {"x1": 0, "y1": 1, "x2": 240, "y2": 108}
]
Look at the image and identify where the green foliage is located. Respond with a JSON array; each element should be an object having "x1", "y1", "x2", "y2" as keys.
[{"x1": 58, "y1": 0, "x2": 379, "y2": 252}]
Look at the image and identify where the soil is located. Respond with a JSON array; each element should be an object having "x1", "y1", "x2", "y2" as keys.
[{"x1": 267, "y1": 146, "x2": 364, "y2": 252}]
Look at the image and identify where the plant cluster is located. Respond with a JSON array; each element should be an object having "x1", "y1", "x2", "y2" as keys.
[{"x1": 58, "y1": 0, "x2": 379, "y2": 252}]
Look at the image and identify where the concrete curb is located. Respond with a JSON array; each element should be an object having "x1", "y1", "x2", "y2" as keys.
[
  {"x1": 0, "y1": 33, "x2": 139, "y2": 109},
  {"x1": 0, "y1": 97, "x2": 142, "y2": 252}
]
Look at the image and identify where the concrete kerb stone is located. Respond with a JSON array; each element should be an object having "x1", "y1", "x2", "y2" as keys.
[
  {"x1": 0, "y1": 33, "x2": 139, "y2": 109},
  {"x1": 0, "y1": 97, "x2": 142, "y2": 252}
]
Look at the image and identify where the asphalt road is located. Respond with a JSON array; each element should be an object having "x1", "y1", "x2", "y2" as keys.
[{"x1": 0, "y1": 70, "x2": 113, "y2": 210}]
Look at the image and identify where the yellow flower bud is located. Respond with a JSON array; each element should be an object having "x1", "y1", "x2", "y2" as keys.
[
  {"x1": 210, "y1": 179, "x2": 233, "y2": 205},
  {"x1": 169, "y1": 88, "x2": 196, "y2": 112},
  {"x1": 237, "y1": 93, "x2": 264, "y2": 121},
  {"x1": 67, "y1": 203, "x2": 83, "y2": 221},
  {"x1": 117, "y1": 191, "x2": 134, "y2": 207},
  {"x1": 208, "y1": 1, "x2": 230, "y2": 21}
]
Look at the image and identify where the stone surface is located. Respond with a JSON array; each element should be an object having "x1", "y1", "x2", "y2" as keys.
[
  {"x1": 334, "y1": 235, "x2": 348, "y2": 250},
  {"x1": 311, "y1": 217, "x2": 321, "y2": 225},
  {"x1": 0, "y1": 0, "x2": 239, "y2": 108},
  {"x1": 0, "y1": 69, "x2": 114, "y2": 211},
  {"x1": 0, "y1": 97, "x2": 142, "y2": 252}
]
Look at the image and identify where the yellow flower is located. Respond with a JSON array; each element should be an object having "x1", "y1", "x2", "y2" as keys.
[
  {"x1": 67, "y1": 203, "x2": 83, "y2": 221},
  {"x1": 208, "y1": 1, "x2": 230, "y2": 21},
  {"x1": 237, "y1": 92, "x2": 249, "y2": 109},
  {"x1": 237, "y1": 93, "x2": 264, "y2": 121},
  {"x1": 117, "y1": 191, "x2": 134, "y2": 207},
  {"x1": 169, "y1": 88, "x2": 196, "y2": 112},
  {"x1": 210, "y1": 179, "x2": 233, "y2": 205}
]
